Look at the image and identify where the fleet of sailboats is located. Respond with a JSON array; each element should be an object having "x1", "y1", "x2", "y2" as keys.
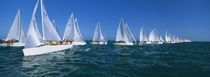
[
  {"x1": 0, "y1": 0, "x2": 192, "y2": 56},
  {"x1": 165, "y1": 32, "x2": 191, "y2": 43},
  {"x1": 148, "y1": 28, "x2": 163, "y2": 44}
]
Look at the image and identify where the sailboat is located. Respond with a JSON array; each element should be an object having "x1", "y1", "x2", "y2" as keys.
[
  {"x1": 91, "y1": 23, "x2": 107, "y2": 44},
  {"x1": 114, "y1": 18, "x2": 136, "y2": 45},
  {"x1": 0, "y1": 10, "x2": 26, "y2": 47},
  {"x1": 165, "y1": 32, "x2": 192, "y2": 43},
  {"x1": 149, "y1": 28, "x2": 163, "y2": 44},
  {"x1": 23, "y1": 0, "x2": 73, "y2": 56},
  {"x1": 63, "y1": 13, "x2": 86, "y2": 45},
  {"x1": 139, "y1": 27, "x2": 150, "y2": 44}
]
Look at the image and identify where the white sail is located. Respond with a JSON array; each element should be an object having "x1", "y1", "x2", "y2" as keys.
[
  {"x1": 125, "y1": 23, "x2": 136, "y2": 42},
  {"x1": 74, "y1": 18, "x2": 84, "y2": 42},
  {"x1": 155, "y1": 30, "x2": 160, "y2": 41},
  {"x1": 140, "y1": 27, "x2": 148, "y2": 42},
  {"x1": 98, "y1": 23, "x2": 105, "y2": 42},
  {"x1": 52, "y1": 19, "x2": 61, "y2": 38},
  {"x1": 165, "y1": 32, "x2": 169, "y2": 42},
  {"x1": 160, "y1": 36, "x2": 164, "y2": 42},
  {"x1": 165, "y1": 32, "x2": 172, "y2": 42},
  {"x1": 116, "y1": 18, "x2": 125, "y2": 41},
  {"x1": 93, "y1": 23, "x2": 105, "y2": 42},
  {"x1": 33, "y1": 17, "x2": 42, "y2": 41},
  {"x1": 6, "y1": 10, "x2": 21, "y2": 41},
  {"x1": 25, "y1": 0, "x2": 41, "y2": 48},
  {"x1": 19, "y1": 24, "x2": 26, "y2": 43},
  {"x1": 52, "y1": 19, "x2": 56, "y2": 29},
  {"x1": 149, "y1": 28, "x2": 156, "y2": 41},
  {"x1": 149, "y1": 28, "x2": 161, "y2": 42},
  {"x1": 41, "y1": 0, "x2": 61, "y2": 41},
  {"x1": 63, "y1": 13, "x2": 75, "y2": 40}
]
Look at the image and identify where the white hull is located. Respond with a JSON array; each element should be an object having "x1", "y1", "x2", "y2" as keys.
[
  {"x1": 139, "y1": 41, "x2": 151, "y2": 45},
  {"x1": 72, "y1": 42, "x2": 86, "y2": 45},
  {"x1": 0, "y1": 42, "x2": 25, "y2": 47},
  {"x1": 91, "y1": 41, "x2": 107, "y2": 45},
  {"x1": 139, "y1": 41, "x2": 163, "y2": 44},
  {"x1": 150, "y1": 41, "x2": 163, "y2": 44},
  {"x1": 23, "y1": 44, "x2": 73, "y2": 56},
  {"x1": 165, "y1": 41, "x2": 177, "y2": 44},
  {"x1": 114, "y1": 42, "x2": 134, "y2": 45}
]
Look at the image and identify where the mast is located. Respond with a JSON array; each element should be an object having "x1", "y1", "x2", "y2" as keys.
[
  {"x1": 18, "y1": 9, "x2": 21, "y2": 40},
  {"x1": 40, "y1": 0, "x2": 45, "y2": 40}
]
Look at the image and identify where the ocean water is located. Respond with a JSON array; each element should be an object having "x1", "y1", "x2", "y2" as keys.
[{"x1": 0, "y1": 41, "x2": 210, "y2": 77}]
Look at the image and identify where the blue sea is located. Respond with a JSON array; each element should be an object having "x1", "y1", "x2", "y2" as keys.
[{"x1": 0, "y1": 41, "x2": 210, "y2": 77}]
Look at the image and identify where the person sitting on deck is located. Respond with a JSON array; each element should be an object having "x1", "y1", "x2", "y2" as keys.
[
  {"x1": 69, "y1": 40, "x2": 74, "y2": 44},
  {"x1": 60, "y1": 41, "x2": 63, "y2": 45},
  {"x1": 50, "y1": 41, "x2": 55, "y2": 45},
  {"x1": 6, "y1": 40, "x2": 13, "y2": 45},
  {"x1": 1, "y1": 40, "x2": 5, "y2": 43},
  {"x1": 94, "y1": 40, "x2": 100, "y2": 44},
  {"x1": 116, "y1": 41, "x2": 125, "y2": 43}
]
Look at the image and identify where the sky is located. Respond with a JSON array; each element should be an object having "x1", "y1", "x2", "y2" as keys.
[{"x1": 0, "y1": 0, "x2": 210, "y2": 41}]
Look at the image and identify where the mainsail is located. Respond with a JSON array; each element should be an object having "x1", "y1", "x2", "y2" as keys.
[
  {"x1": 41, "y1": 0, "x2": 61, "y2": 41},
  {"x1": 52, "y1": 19, "x2": 61, "y2": 38},
  {"x1": 33, "y1": 17, "x2": 42, "y2": 41},
  {"x1": 125, "y1": 23, "x2": 136, "y2": 42},
  {"x1": 63, "y1": 13, "x2": 75, "y2": 40},
  {"x1": 165, "y1": 32, "x2": 172, "y2": 42},
  {"x1": 25, "y1": 0, "x2": 41, "y2": 48},
  {"x1": 6, "y1": 10, "x2": 21, "y2": 41},
  {"x1": 155, "y1": 30, "x2": 160, "y2": 41},
  {"x1": 149, "y1": 28, "x2": 156, "y2": 41},
  {"x1": 19, "y1": 24, "x2": 26, "y2": 43},
  {"x1": 140, "y1": 27, "x2": 148, "y2": 42},
  {"x1": 74, "y1": 18, "x2": 84, "y2": 42},
  {"x1": 116, "y1": 18, "x2": 125, "y2": 41},
  {"x1": 160, "y1": 36, "x2": 164, "y2": 42},
  {"x1": 93, "y1": 23, "x2": 105, "y2": 42}
]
